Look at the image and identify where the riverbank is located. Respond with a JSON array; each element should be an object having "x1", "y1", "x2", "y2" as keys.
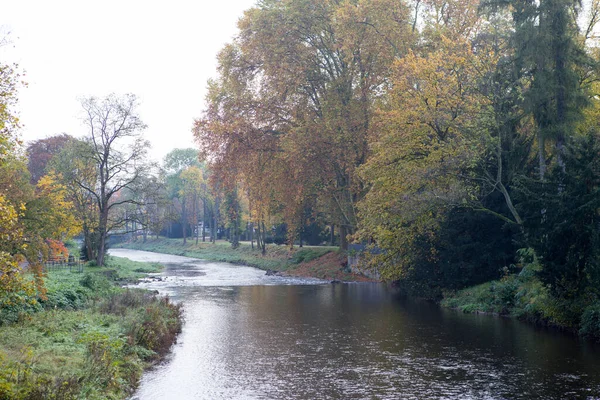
[
  {"x1": 441, "y1": 272, "x2": 600, "y2": 340},
  {"x1": 115, "y1": 237, "x2": 374, "y2": 282},
  {"x1": 0, "y1": 256, "x2": 182, "y2": 399}
]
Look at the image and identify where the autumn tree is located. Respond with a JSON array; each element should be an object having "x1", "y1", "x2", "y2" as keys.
[
  {"x1": 222, "y1": 186, "x2": 243, "y2": 248},
  {"x1": 0, "y1": 55, "x2": 81, "y2": 318},
  {"x1": 355, "y1": 0, "x2": 528, "y2": 284},
  {"x1": 0, "y1": 61, "x2": 21, "y2": 160},
  {"x1": 136, "y1": 175, "x2": 172, "y2": 241},
  {"x1": 357, "y1": 35, "x2": 489, "y2": 279},
  {"x1": 195, "y1": 0, "x2": 413, "y2": 249},
  {"x1": 49, "y1": 138, "x2": 99, "y2": 260}
]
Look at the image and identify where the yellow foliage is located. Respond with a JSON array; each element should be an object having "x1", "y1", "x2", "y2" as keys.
[
  {"x1": 35, "y1": 172, "x2": 82, "y2": 240},
  {"x1": 357, "y1": 33, "x2": 494, "y2": 279}
]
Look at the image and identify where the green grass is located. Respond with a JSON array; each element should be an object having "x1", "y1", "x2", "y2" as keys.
[
  {"x1": 96, "y1": 255, "x2": 163, "y2": 281},
  {"x1": 115, "y1": 237, "x2": 336, "y2": 272},
  {"x1": 0, "y1": 257, "x2": 181, "y2": 399}
]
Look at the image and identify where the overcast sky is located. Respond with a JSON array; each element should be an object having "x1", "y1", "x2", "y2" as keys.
[{"x1": 1, "y1": 0, "x2": 256, "y2": 161}]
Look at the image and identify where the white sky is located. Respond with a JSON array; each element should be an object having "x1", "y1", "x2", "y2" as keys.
[{"x1": 1, "y1": 0, "x2": 256, "y2": 161}]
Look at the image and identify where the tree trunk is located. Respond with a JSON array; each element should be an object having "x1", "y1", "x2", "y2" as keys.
[
  {"x1": 182, "y1": 198, "x2": 187, "y2": 245},
  {"x1": 125, "y1": 212, "x2": 129, "y2": 241},
  {"x1": 212, "y1": 208, "x2": 217, "y2": 244},
  {"x1": 256, "y1": 222, "x2": 261, "y2": 252},
  {"x1": 231, "y1": 218, "x2": 239, "y2": 249},
  {"x1": 202, "y1": 200, "x2": 206, "y2": 242},
  {"x1": 261, "y1": 221, "x2": 267, "y2": 255},
  {"x1": 96, "y1": 208, "x2": 109, "y2": 266},
  {"x1": 538, "y1": 134, "x2": 546, "y2": 180},
  {"x1": 339, "y1": 225, "x2": 348, "y2": 250},
  {"x1": 299, "y1": 216, "x2": 304, "y2": 248},
  {"x1": 213, "y1": 195, "x2": 219, "y2": 243},
  {"x1": 83, "y1": 226, "x2": 94, "y2": 261},
  {"x1": 195, "y1": 193, "x2": 199, "y2": 245},
  {"x1": 330, "y1": 224, "x2": 335, "y2": 246}
]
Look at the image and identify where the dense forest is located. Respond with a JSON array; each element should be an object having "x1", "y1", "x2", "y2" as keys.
[{"x1": 2, "y1": 0, "x2": 600, "y2": 339}]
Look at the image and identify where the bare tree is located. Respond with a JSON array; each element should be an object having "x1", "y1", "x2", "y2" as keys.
[{"x1": 77, "y1": 93, "x2": 150, "y2": 266}]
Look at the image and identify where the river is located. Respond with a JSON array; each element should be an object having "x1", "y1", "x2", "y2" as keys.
[{"x1": 109, "y1": 249, "x2": 600, "y2": 399}]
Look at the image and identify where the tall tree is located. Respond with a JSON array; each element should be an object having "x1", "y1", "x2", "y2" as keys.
[
  {"x1": 483, "y1": 0, "x2": 591, "y2": 178},
  {"x1": 163, "y1": 148, "x2": 201, "y2": 244},
  {"x1": 50, "y1": 138, "x2": 100, "y2": 261},
  {"x1": 354, "y1": 0, "x2": 528, "y2": 282},
  {"x1": 195, "y1": 0, "x2": 413, "y2": 249},
  {"x1": 74, "y1": 94, "x2": 150, "y2": 266}
]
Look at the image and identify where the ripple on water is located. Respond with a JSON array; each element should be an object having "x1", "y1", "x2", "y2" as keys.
[{"x1": 109, "y1": 249, "x2": 600, "y2": 400}]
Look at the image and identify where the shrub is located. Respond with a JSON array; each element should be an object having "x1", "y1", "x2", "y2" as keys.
[
  {"x1": 79, "y1": 273, "x2": 112, "y2": 293},
  {"x1": 579, "y1": 303, "x2": 600, "y2": 340},
  {"x1": 126, "y1": 297, "x2": 182, "y2": 359}
]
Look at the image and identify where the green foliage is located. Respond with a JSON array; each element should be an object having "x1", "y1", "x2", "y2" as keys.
[
  {"x1": 442, "y1": 247, "x2": 599, "y2": 332},
  {"x1": 64, "y1": 239, "x2": 80, "y2": 259},
  {"x1": 123, "y1": 295, "x2": 182, "y2": 360},
  {"x1": 163, "y1": 148, "x2": 201, "y2": 174},
  {"x1": 43, "y1": 274, "x2": 93, "y2": 310},
  {"x1": 0, "y1": 262, "x2": 181, "y2": 399},
  {"x1": 0, "y1": 290, "x2": 41, "y2": 327},
  {"x1": 517, "y1": 134, "x2": 600, "y2": 299},
  {"x1": 79, "y1": 272, "x2": 114, "y2": 293},
  {"x1": 444, "y1": 275, "x2": 546, "y2": 317},
  {"x1": 443, "y1": 248, "x2": 548, "y2": 316},
  {"x1": 580, "y1": 304, "x2": 600, "y2": 340}
]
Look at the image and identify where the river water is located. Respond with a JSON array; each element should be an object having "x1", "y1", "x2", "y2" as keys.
[{"x1": 109, "y1": 249, "x2": 600, "y2": 400}]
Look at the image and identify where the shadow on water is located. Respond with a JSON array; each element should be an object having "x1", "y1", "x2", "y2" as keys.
[{"x1": 111, "y1": 250, "x2": 600, "y2": 400}]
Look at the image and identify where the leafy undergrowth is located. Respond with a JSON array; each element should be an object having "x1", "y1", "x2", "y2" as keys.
[
  {"x1": 442, "y1": 273, "x2": 600, "y2": 339},
  {"x1": 117, "y1": 237, "x2": 371, "y2": 281},
  {"x1": 0, "y1": 258, "x2": 181, "y2": 399}
]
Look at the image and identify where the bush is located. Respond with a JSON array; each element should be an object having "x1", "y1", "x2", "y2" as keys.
[
  {"x1": 491, "y1": 278, "x2": 519, "y2": 314},
  {"x1": 99, "y1": 289, "x2": 156, "y2": 315},
  {"x1": 579, "y1": 303, "x2": 600, "y2": 340},
  {"x1": 0, "y1": 292, "x2": 41, "y2": 326},
  {"x1": 98, "y1": 289, "x2": 182, "y2": 359},
  {"x1": 124, "y1": 296, "x2": 182, "y2": 359},
  {"x1": 80, "y1": 273, "x2": 113, "y2": 292}
]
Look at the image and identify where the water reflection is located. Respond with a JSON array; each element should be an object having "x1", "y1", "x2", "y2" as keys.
[{"x1": 110, "y1": 250, "x2": 600, "y2": 400}]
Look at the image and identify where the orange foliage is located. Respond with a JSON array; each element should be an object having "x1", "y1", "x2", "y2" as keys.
[{"x1": 46, "y1": 239, "x2": 69, "y2": 262}]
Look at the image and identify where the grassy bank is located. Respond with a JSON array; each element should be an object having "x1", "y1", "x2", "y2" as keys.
[
  {"x1": 441, "y1": 272, "x2": 600, "y2": 340},
  {"x1": 116, "y1": 237, "x2": 373, "y2": 281},
  {"x1": 0, "y1": 256, "x2": 182, "y2": 399}
]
